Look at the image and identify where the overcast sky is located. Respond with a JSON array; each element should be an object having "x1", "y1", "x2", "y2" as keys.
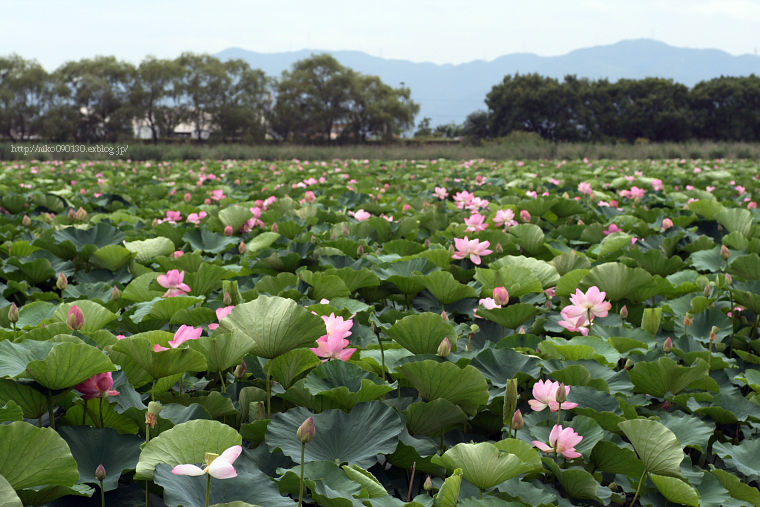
[{"x1": 3, "y1": 0, "x2": 759, "y2": 69}]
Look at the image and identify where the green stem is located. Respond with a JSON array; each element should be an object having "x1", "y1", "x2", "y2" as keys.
[
  {"x1": 47, "y1": 389, "x2": 55, "y2": 430},
  {"x1": 707, "y1": 341, "x2": 713, "y2": 391},
  {"x1": 99, "y1": 396, "x2": 105, "y2": 429},
  {"x1": 298, "y1": 442, "x2": 306, "y2": 507},
  {"x1": 100, "y1": 479, "x2": 105, "y2": 507},
  {"x1": 205, "y1": 474, "x2": 211, "y2": 507},
  {"x1": 630, "y1": 471, "x2": 647, "y2": 507},
  {"x1": 12, "y1": 322, "x2": 16, "y2": 341},
  {"x1": 557, "y1": 409, "x2": 562, "y2": 428},
  {"x1": 266, "y1": 360, "x2": 273, "y2": 419},
  {"x1": 377, "y1": 334, "x2": 386, "y2": 382},
  {"x1": 219, "y1": 371, "x2": 226, "y2": 393},
  {"x1": 83, "y1": 399, "x2": 88, "y2": 426},
  {"x1": 146, "y1": 423, "x2": 150, "y2": 445},
  {"x1": 146, "y1": 481, "x2": 150, "y2": 507},
  {"x1": 151, "y1": 378, "x2": 156, "y2": 402},
  {"x1": 440, "y1": 428, "x2": 445, "y2": 454}
]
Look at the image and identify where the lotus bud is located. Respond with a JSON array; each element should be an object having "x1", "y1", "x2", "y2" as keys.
[
  {"x1": 492, "y1": 243, "x2": 503, "y2": 255},
  {"x1": 437, "y1": 337, "x2": 451, "y2": 358},
  {"x1": 239, "y1": 241, "x2": 247, "y2": 254},
  {"x1": 8, "y1": 303, "x2": 19, "y2": 324},
  {"x1": 562, "y1": 192, "x2": 570, "y2": 199},
  {"x1": 684, "y1": 313, "x2": 694, "y2": 327},
  {"x1": 609, "y1": 482, "x2": 618, "y2": 492},
  {"x1": 22, "y1": 215, "x2": 31, "y2": 227},
  {"x1": 503, "y1": 379, "x2": 518, "y2": 426},
  {"x1": 423, "y1": 475, "x2": 432, "y2": 492},
  {"x1": 184, "y1": 192, "x2": 192, "y2": 202},
  {"x1": 470, "y1": 324, "x2": 480, "y2": 335},
  {"x1": 512, "y1": 409, "x2": 524, "y2": 430},
  {"x1": 662, "y1": 218, "x2": 673, "y2": 230},
  {"x1": 624, "y1": 358, "x2": 634, "y2": 370},
  {"x1": 704, "y1": 283, "x2": 712, "y2": 297},
  {"x1": 221, "y1": 225, "x2": 233, "y2": 236},
  {"x1": 342, "y1": 226, "x2": 350, "y2": 236},
  {"x1": 357, "y1": 245, "x2": 364, "y2": 256},
  {"x1": 56, "y1": 272, "x2": 68, "y2": 291},
  {"x1": 397, "y1": 196, "x2": 403, "y2": 203},
  {"x1": 619, "y1": 305, "x2": 628, "y2": 319},
  {"x1": 721, "y1": 244, "x2": 730, "y2": 261},
  {"x1": 710, "y1": 326, "x2": 719, "y2": 342},
  {"x1": 641, "y1": 307, "x2": 662, "y2": 336},
  {"x1": 518, "y1": 327, "x2": 526, "y2": 334},
  {"x1": 520, "y1": 210, "x2": 531, "y2": 222},
  {"x1": 449, "y1": 244, "x2": 455, "y2": 253},
  {"x1": 76, "y1": 207, "x2": 88, "y2": 221},
  {"x1": 68, "y1": 208, "x2": 78, "y2": 221},
  {"x1": 95, "y1": 464, "x2": 106, "y2": 482},
  {"x1": 441, "y1": 310, "x2": 449, "y2": 321},
  {"x1": 555, "y1": 383, "x2": 567, "y2": 404},
  {"x1": 67, "y1": 305, "x2": 84, "y2": 331},
  {"x1": 297, "y1": 416, "x2": 316, "y2": 444},
  {"x1": 223, "y1": 291, "x2": 232, "y2": 307},
  {"x1": 234, "y1": 361, "x2": 247, "y2": 380},
  {"x1": 271, "y1": 223, "x2": 279, "y2": 233},
  {"x1": 662, "y1": 400, "x2": 671, "y2": 411},
  {"x1": 725, "y1": 274, "x2": 733, "y2": 286},
  {"x1": 424, "y1": 238, "x2": 430, "y2": 249},
  {"x1": 663, "y1": 337, "x2": 673, "y2": 353},
  {"x1": 493, "y1": 287, "x2": 509, "y2": 306}
]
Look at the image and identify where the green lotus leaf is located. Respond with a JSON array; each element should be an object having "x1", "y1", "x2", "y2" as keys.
[
  {"x1": 658, "y1": 411, "x2": 715, "y2": 452},
  {"x1": 713, "y1": 439, "x2": 760, "y2": 478},
  {"x1": 579, "y1": 262, "x2": 656, "y2": 302},
  {"x1": 266, "y1": 349, "x2": 322, "y2": 390},
  {"x1": 0, "y1": 422, "x2": 79, "y2": 489},
  {"x1": 59, "y1": 426, "x2": 143, "y2": 491},
  {"x1": 414, "y1": 271, "x2": 478, "y2": 305},
  {"x1": 125, "y1": 237, "x2": 176, "y2": 263},
  {"x1": 266, "y1": 402, "x2": 404, "y2": 468},
  {"x1": 385, "y1": 313, "x2": 457, "y2": 355},
  {"x1": 0, "y1": 340, "x2": 57, "y2": 379},
  {"x1": 555, "y1": 269, "x2": 591, "y2": 297},
  {"x1": 184, "y1": 262, "x2": 229, "y2": 297},
  {"x1": 89, "y1": 244, "x2": 134, "y2": 271},
  {"x1": 476, "y1": 304, "x2": 542, "y2": 331},
  {"x1": 121, "y1": 272, "x2": 163, "y2": 303},
  {"x1": 0, "y1": 474, "x2": 22, "y2": 507},
  {"x1": 26, "y1": 342, "x2": 115, "y2": 390},
  {"x1": 6, "y1": 258, "x2": 56, "y2": 285},
  {"x1": 219, "y1": 205, "x2": 254, "y2": 232},
  {"x1": 219, "y1": 295, "x2": 326, "y2": 359},
  {"x1": 687, "y1": 199, "x2": 725, "y2": 220},
  {"x1": 130, "y1": 296, "x2": 204, "y2": 324},
  {"x1": 53, "y1": 223, "x2": 125, "y2": 251},
  {"x1": 717, "y1": 208, "x2": 754, "y2": 237},
  {"x1": 649, "y1": 474, "x2": 699, "y2": 507},
  {"x1": 396, "y1": 360, "x2": 489, "y2": 416},
  {"x1": 112, "y1": 336, "x2": 208, "y2": 380},
  {"x1": 0, "y1": 401, "x2": 23, "y2": 423},
  {"x1": 374, "y1": 258, "x2": 439, "y2": 295},
  {"x1": 51, "y1": 300, "x2": 119, "y2": 333},
  {"x1": 171, "y1": 307, "x2": 217, "y2": 327},
  {"x1": 432, "y1": 442, "x2": 531, "y2": 490},
  {"x1": 342, "y1": 464, "x2": 388, "y2": 498},
  {"x1": 62, "y1": 399, "x2": 141, "y2": 435},
  {"x1": 245, "y1": 231, "x2": 281, "y2": 256},
  {"x1": 15, "y1": 484, "x2": 93, "y2": 506},
  {"x1": 473, "y1": 266, "x2": 543, "y2": 298},
  {"x1": 135, "y1": 419, "x2": 242, "y2": 480},
  {"x1": 303, "y1": 360, "x2": 396, "y2": 411},
  {"x1": 629, "y1": 357, "x2": 709, "y2": 397},
  {"x1": 589, "y1": 441, "x2": 646, "y2": 477},
  {"x1": 156, "y1": 392, "x2": 238, "y2": 420},
  {"x1": 255, "y1": 272, "x2": 299, "y2": 295},
  {"x1": 618, "y1": 419, "x2": 684, "y2": 478},
  {"x1": 549, "y1": 252, "x2": 591, "y2": 276},
  {"x1": 730, "y1": 253, "x2": 760, "y2": 281},
  {"x1": 626, "y1": 248, "x2": 685, "y2": 277},
  {"x1": 434, "y1": 468, "x2": 462, "y2": 507},
  {"x1": 490, "y1": 255, "x2": 559, "y2": 289},
  {"x1": 468, "y1": 347, "x2": 541, "y2": 387},
  {"x1": 188, "y1": 332, "x2": 254, "y2": 373},
  {"x1": 183, "y1": 228, "x2": 238, "y2": 254},
  {"x1": 405, "y1": 399, "x2": 469, "y2": 436},
  {"x1": 712, "y1": 469, "x2": 760, "y2": 507},
  {"x1": 299, "y1": 271, "x2": 351, "y2": 300},
  {"x1": 509, "y1": 224, "x2": 545, "y2": 255},
  {"x1": 542, "y1": 458, "x2": 600, "y2": 501}
]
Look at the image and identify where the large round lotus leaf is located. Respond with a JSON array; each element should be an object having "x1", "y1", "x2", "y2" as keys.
[
  {"x1": 219, "y1": 205, "x2": 255, "y2": 232},
  {"x1": 267, "y1": 349, "x2": 322, "y2": 389},
  {"x1": 0, "y1": 422, "x2": 79, "y2": 490},
  {"x1": 490, "y1": 255, "x2": 560, "y2": 289},
  {"x1": 0, "y1": 475, "x2": 22, "y2": 507},
  {"x1": 713, "y1": 439, "x2": 760, "y2": 478},
  {"x1": 476, "y1": 304, "x2": 542, "y2": 331},
  {"x1": 396, "y1": 360, "x2": 489, "y2": 416},
  {"x1": 53, "y1": 224, "x2": 125, "y2": 251},
  {"x1": 469, "y1": 347, "x2": 541, "y2": 387},
  {"x1": 154, "y1": 461, "x2": 294, "y2": 507},
  {"x1": 649, "y1": 474, "x2": 699, "y2": 507},
  {"x1": 0, "y1": 340, "x2": 57, "y2": 379},
  {"x1": 25, "y1": 342, "x2": 115, "y2": 390},
  {"x1": 542, "y1": 458, "x2": 599, "y2": 501},
  {"x1": 188, "y1": 332, "x2": 254, "y2": 373},
  {"x1": 219, "y1": 296, "x2": 326, "y2": 359},
  {"x1": 413, "y1": 271, "x2": 478, "y2": 305},
  {"x1": 302, "y1": 360, "x2": 395, "y2": 411},
  {"x1": 124, "y1": 237, "x2": 175, "y2": 263},
  {"x1": 51, "y1": 300, "x2": 119, "y2": 334},
  {"x1": 618, "y1": 419, "x2": 684, "y2": 478},
  {"x1": 89, "y1": 245, "x2": 134, "y2": 272},
  {"x1": 135, "y1": 419, "x2": 242, "y2": 480},
  {"x1": 0, "y1": 401, "x2": 22, "y2": 423},
  {"x1": 266, "y1": 402, "x2": 404, "y2": 468},
  {"x1": 130, "y1": 296, "x2": 204, "y2": 324},
  {"x1": 183, "y1": 229, "x2": 238, "y2": 254},
  {"x1": 385, "y1": 313, "x2": 457, "y2": 354},
  {"x1": 15, "y1": 484, "x2": 94, "y2": 507},
  {"x1": 629, "y1": 357, "x2": 709, "y2": 397},
  {"x1": 434, "y1": 468, "x2": 462, "y2": 507},
  {"x1": 579, "y1": 263, "x2": 656, "y2": 302},
  {"x1": 432, "y1": 442, "x2": 532, "y2": 490},
  {"x1": 59, "y1": 426, "x2": 143, "y2": 492},
  {"x1": 405, "y1": 399, "x2": 469, "y2": 436},
  {"x1": 112, "y1": 336, "x2": 208, "y2": 380}
]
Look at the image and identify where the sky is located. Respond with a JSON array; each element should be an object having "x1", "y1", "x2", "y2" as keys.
[{"x1": 2, "y1": 0, "x2": 760, "y2": 69}]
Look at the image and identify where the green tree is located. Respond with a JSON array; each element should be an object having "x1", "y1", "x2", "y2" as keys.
[
  {"x1": 211, "y1": 59, "x2": 271, "y2": 143},
  {"x1": 344, "y1": 75, "x2": 418, "y2": 142},
  {"x1": 0, "y1": 55, "x2": 49, "y2": 141},
  {"x1": 413, "y1": 117, "x2": 433, "y2": 137},
  {"x1": 462, "y1": 110, "x2": 489, "y2": 142},
  {"x1": 177, "y1": 53, "x2": 229, "y2": 142},
  {"x1": 130, "y1": 56, "x2": 186, "y2": 144},
  {"x1": 690, "y1": 75, "x2": 760, "y2": 141}
]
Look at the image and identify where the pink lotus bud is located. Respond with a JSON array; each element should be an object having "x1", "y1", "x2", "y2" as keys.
[
  {"x1": 424, "y1": 238, "x2": 431, "y2": 249},
  {"x1": 173, "y1": 251, "x2": 184, "y2": 258},
  {"x1": 423, "y1": 475, "x2": 432, "y2": 491},
  {"x1": 22, "y1": 215, "x2": 31, "y2": 227},
  {"x1": 357, "y1": 245, "x2": 364, "y2": 256},
  {"x1": 662, "y1": 218, "x2": 673, "y2": 230},
  {"x1": 721, "y1": 245, "x2": 730, "y2": 261},
  {"x1": 297, "y1": 416, "x2": 316, "y2": 444},
  {"x1": 662, "y1": 400, "x2": 671, "y2": 410},
  {"x1": 184, "y1": 193, "x2": 192, "y2": 202},
  {"x1": 223, "y1": 291, "x2": 232, "y2": 306},
  {"x1": 8, "y1": 303, "x2": 19, "y2": 324},
  {"x1": 663, "y1": 337, "x2": 673, "y2": 353},
  {"x1": 224, "y1": 225, "x2": 234, "y2": 236},
  {"x1": 56, "y1": 272, "x2": 68, "y2": 291},
  {"x1": 45, "y1": 213, "x2": 54, "y2": 224},
  {"x1": 704, "y1": 284, "x2": 712, "y2": 297},
  {"x1": 512, "y1": 409, "x2": 524, "y2": 430},
  {"x1": 495, "y1": 243, "x2": 503, "y2": 254},
  {"x1": 272, "y1": 223, "x2": 279, "y2": 233},
  {"x1": 239, "y1": 242, "x2": 247, "y2": 254},
  {"x1": 76, "y1": 207, "x2": 88, "y2": 221},
  {"x1": 493, "y1": 287, "x2": 509, "y2": 306},
  {"x1": 520, "y1": 210, "x2": 531, "y2": 222},
  {"x1": 437, "y1": 337, "x2": 451, "y2": 357},
  {"x1": 67, "y1": 305, "x2": 84, "y2": 331},
  {"x1": 95, "y1": 464, "x2": 106, "y2": 482},
  {"x1": 112, "y1": 286, "x2": 121, "y2": 301},
  {"x1": 619, "y1": 305, "x2": 628, "y2": 319},
  {"x1": 204, "y1": 198, "x2": 211, "y2": 205},
  {"x1": 441, "y1": 310, "x2": 449, "y2": 321},
  {"x1": 725, "y1": 274, "x2": 733, "y2": 285},
  {"x1": 68, "y1": 208, "x2": 78, "y2": 221},
  {"x1": 518, "y1": 327, "x2": 526, "y2": 334},
  {"x1": 234, "y1": 361, "x2": 247, "y2": 380}
]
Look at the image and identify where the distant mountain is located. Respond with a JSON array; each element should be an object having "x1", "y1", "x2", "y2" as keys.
[{"x1": 216, "y1": 39, "x2": 760, "y2": 129}]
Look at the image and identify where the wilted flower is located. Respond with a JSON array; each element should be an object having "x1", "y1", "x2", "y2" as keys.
[
  {"x1": 710, "y1": 325, "x2": 720, "y2": 342},
  {"x1": 157, "y1": 269, "x2": 192, "y2": 297},
  {"x1": 533, "y1": 425, "x2": 583, "y2": 459},
  {"x1": 171, "y1": 445, "x2": 242, "y2": 479},
  {"x1": 74, "y1": 372, "x2": 119, "y2": 400},
  {"x1": 67, "y1": 305, "x2": 85, "y2": 331},
  {"x1": 684, "y1": 313, "x2": 694, "y2": 327},
  {"x1": 234, "y1": 362, "x2": 247, "y2": 380}
]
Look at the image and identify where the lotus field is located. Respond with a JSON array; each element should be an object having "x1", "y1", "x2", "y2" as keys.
[{"x1": 2, "y1": 157, "x2": 760, "y2": 507}]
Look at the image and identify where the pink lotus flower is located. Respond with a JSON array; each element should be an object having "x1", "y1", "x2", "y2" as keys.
[
  {"x1": 172, "y1": 445, "x2": 242, "y2": 479},
  {"x1": 452, "y1": 236, "x2": 493, "y2": 265},
  {"x1": 165, "y1": 210, "x2": 182, "y2": 223},
  {"x1": 465, "y1": 213, "x2": 489, "y2": 232},
  {"x1": 224, "y1": 225, "x2": 234, "y2": 236},
  {"x1": 208, "y1": 306, "x2": 235, "y2": 331},
  {"x1": 310, "y1": 313, "x2": 356, "y2": 361},
  {"x1": 349, "y1": 209, "x2": 371, "y2": 221},
  {"x1": 154, "y1": 325, "x2": 203, "y2": 351},
  {"x1": 493, "y1": 209, "x2": 518, "y2": 229},
  {"x1": 68, "y1": 305, "x2": 85, "y2": 331},
  {"x1": 528, "y1": 380, "x2": 578, "y2": 412},
  {"x1": 603, "y1": 224, "x2": 623, "y2": 236},
  {"x1": 210, "y1": 189, "x2": 227, "y2": 202},
  {"x1": 620, "y1": 186, "x2": 646, "y2": 199},
  {"x1": 74, "y1": 372, "x2": 119, "y2": 400},
  {"x1": 434, "y1": 187, "x2": 449, "y2": 200},
  {"x1": 453, "y1": 191, "x2": 474, "y2": 209},
  {"x1": 533, "y1": 425, "x2": 583, "y2": 459},
  {"x1": 520, "y1": 210, "x2": 531, "y2": 222},
  {"x1": 561, "y1": 286, "x2": 611, "y2": 326},
  {"x1": 651, "y1": 179, "x2": 664, "y2": 191},
  {"x1": 662, "y1": 218, "x2": 674, "y2": 230},
  {"x1": 578, "y1": 182, "x2": 593, "y2": 195},
  {"x1": 706, "y1": 186, "x2": 716, "y2": 193},
  {"x1": 157, "y1": 270, "x2": 192, "y2": 297},
  {"x1": 557, "y1": 314, "x2": 590, "y2": 335},
  {"x1": 186, "y1": 211, "x2": 208, "y2": 225}
]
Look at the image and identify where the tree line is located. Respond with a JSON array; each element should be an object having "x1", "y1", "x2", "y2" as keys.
[
  {"x1": 0, "y1": 53, "x2": 419, "y2": 144},
  {"x1": 461, "y1": 73, "x2": 760, "y2": 143}
]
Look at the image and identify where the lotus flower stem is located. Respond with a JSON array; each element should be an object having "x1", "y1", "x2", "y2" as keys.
[
  {"x1": 219, "y1": 371, "x2": 226, "y2": 393},
  {"x1": 407, "y1": 462, "x2": 416, "y2": 503},
  {"x1": 266, "y1": 360, "x2": 273, "y2": 419},
  {"x1": 440, "y1": 428, "x2": 445, "y2": 454},
  {"x1": 83, "y1": 399, "x2": 88, "y2": 425},
  {"x1": 205, "y1": 473, "x2": 212, "y2": 507},
  {"x1": 630, "y1": 471, "x2": 646, "y2": 507},
  {"x1": 146, "y1": 481, "x2": 150, "y2": 507},
  {"x1": 47, "y1": 389, "x2": 55, "y2": 430},
  {"x1": 377, "y1": 334, "x2": 386, "y2": 382},
  {"x1": 151, "y1": 378, "x2": 156, "y2": 402},
  {"x1": 12, "y1": 322, "x2": 16, "y2": 341},
  {"x1": 298, "y1": 442, "x2": 306, "y2": 507},
  {"x1": 100, "y1": 397, "x2": 105, "y2": 429}
]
